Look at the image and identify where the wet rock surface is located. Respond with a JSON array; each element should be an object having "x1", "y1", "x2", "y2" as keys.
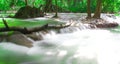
[
  {"x1": 7, "y1": 32, "x2": 34, "y2": 47},
  {"x1": 26, "y1": 32, "x2": 43, "y2": 41},
  {"x1": 95, "y1": 22, "x2": 118, "y2": 28},
  {"x1": 88, "y1": 19, "x2": 119, "y2": 28}
]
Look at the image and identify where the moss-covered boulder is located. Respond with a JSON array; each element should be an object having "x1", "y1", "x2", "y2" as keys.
[{"x1": 14, "y1": 6, "x2": 44, "y2": 19}]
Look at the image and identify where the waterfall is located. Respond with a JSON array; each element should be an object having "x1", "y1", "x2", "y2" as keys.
[
  {"x1": 1, "y1": 27, "x2": 120, "y2": 64},
  {"x1": 0, "y1": 13, "x2": 120, "y2": 64},
  {"x1": 26, "y1": 29, "x2": 120, "y2": 64}
]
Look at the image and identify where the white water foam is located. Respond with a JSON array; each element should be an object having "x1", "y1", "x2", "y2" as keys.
[
  {"x1": 1, "y1": 13, "x2": 120, "y2": 64},
  {"x1": 26, "y1": 29, "x2": 120, "y2": 64},
  {"x1": 1, "y1": 29, "x2": 120, "y2": 64},
  {"x1": 0, "y1": 42, "x2": 29, "y2": 53}
]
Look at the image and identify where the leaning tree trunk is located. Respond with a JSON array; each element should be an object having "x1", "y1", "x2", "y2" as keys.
[
  {"x1": 86, "y1": 0, "x2": 91, "y2": 19},
  {"x1": 93, "y1": 0, "x2": 102, "y2": 18}
]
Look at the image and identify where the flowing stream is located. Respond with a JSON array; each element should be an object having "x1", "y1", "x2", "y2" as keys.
[
  {"x1": 1, "y1": 29, "x2": 120, "y2": 64},
  {"x1": 0, "y1": 13, "x2": 120, "y2": 64}
]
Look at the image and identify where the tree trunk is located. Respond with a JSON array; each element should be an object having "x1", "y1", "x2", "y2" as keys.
[
  {"x1": 86, "y1": 0, "x2": 91, "y2": 18},
  {"x1": 44, "y1": 0, "x2": 53, "y2": 12},
  {"x1": 93, "y1": 0, "x2": 102, "y2": 18},
  {"x1": 25, "y1": 0, "x2": 28, "y2": 6},
  {"x1": 53, "y1": 0, "x2": 58, "y2": 18}
]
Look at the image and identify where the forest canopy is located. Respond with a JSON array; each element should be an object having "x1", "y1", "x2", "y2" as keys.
[{"x1": 0, "y1": 0, "x2": 120, "y2": 13}]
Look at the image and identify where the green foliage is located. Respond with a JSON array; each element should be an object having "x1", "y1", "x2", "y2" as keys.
[
  {"x1": 34, "y1": 0, "x2": 45, "y2": 7},
  {"x1": 102, "y1": 0, "x2": 120, "y2": 13},
  {"x1": 0, "y1": 0, "x2": 11, "y2": 10},
  {"x1": 0, "y1": 0, "x2": 25, "y2": 11},
  {"x1": 16, "y1": 0, "x2": 25, "y2": 6},
  {"x1": 0, "y1": 0, "x2": 120, "y2": 13}
]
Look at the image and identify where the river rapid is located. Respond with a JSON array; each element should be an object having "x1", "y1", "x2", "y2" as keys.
[{"x1": 0, "y1": 13, "x2": 120, "y2": 64}]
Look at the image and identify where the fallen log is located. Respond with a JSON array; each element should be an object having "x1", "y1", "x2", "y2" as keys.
[{"x1": 0, "y1": 24, "x2": 71, "y2": 34}]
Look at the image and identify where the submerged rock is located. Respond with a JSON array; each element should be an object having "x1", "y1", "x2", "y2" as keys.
[{"x1": 7, "y1": 32, "x2": 33, "y2": 47}]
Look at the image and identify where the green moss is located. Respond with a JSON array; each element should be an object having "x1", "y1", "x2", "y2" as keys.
[{"x1": 0, "y1": 18, "x2": 64, "y2": 28}]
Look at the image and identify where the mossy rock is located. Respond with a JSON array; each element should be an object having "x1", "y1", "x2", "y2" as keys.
[{"x1": 14, "y1": 6, "x2": 44, "y2": 19}]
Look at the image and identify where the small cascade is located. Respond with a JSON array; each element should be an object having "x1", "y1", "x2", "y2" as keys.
[
  {"x1": 48, "y1": 22, "x2": 91, "y2": 33},
  {"x1": 59, "y1": 21, "x2": 93, "y2": 33},
  {"x1": 0, "y1": 13, "x2": 120, "y2": 64},
  {"x1": 1, "y1": 26, "x2": 120, "y2": 64},
  {"x1": 26, "y1": 29, "x2": 120, "y2": 64}
]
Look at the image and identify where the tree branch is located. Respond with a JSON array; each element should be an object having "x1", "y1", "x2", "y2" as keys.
[{"x1": 2, "y1": 18, "x2": 9, "y2": 29}]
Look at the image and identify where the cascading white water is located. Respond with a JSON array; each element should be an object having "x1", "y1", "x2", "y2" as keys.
[
  {"x1": 0, "y1": 13, "x2": 120, "y2": 64},
  {"x1": 1, "y1": 29, "x2": 120, "y2": 64},
  {"x1": 27, "y1": 29, "x2": 120, "y2": 64}
]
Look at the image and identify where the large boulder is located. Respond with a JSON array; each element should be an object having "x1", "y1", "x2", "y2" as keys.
[
  {"x1": 7, "y1": 32, "x2": 33, "y2": 47},
  {"x1": 14, "y1": 6, "x2": 44, "y2": 19}
]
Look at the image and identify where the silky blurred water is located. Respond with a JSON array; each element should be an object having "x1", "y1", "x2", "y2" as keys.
[
  {"x1": 0, "y1": 13, "x2": 120, "y2": 64},
  {"x1": 1, "y1": 29, "x2": 120, "y2": 64}
]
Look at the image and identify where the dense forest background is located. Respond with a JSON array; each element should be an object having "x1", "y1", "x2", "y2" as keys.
[
  {"x1": 0, "y1": 0, "x2": 120, "y2": 13},
  {"x1": 1, "y1": 0, "x2": 120, "y2": 64}
]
